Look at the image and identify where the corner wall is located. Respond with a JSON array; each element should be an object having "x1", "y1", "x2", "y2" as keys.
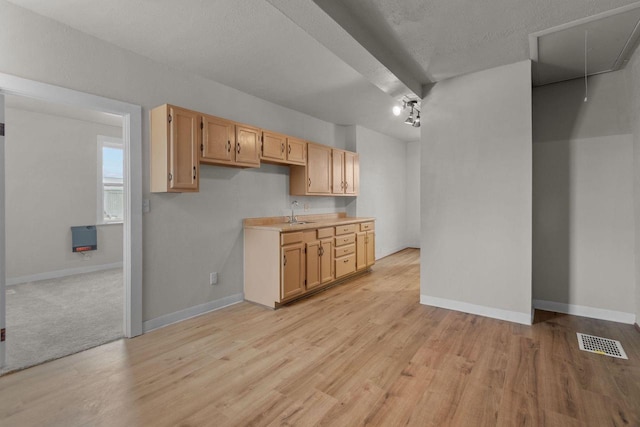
[
  {"x1": 347, "y1": 126, "x2": 410, "y2": 258},
  {"x1": 532, "y1": 71, "x2": 635, "y2": 323},
  {"x1": 631, "y1": 48, "x2": 640, "y2": 326},
  {"x1": 420, "y1": 60, "x2": 533, "y2": 324},
  {"x1": 406, "y1": 140, "x2": 420, "y2": 248}
]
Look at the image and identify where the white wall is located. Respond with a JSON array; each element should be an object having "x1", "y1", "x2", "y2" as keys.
[
  {"x1": 5, "y1": 107, "x2": 123, "y2": 282},
  {"x1": 346, "y1": 126, "x2": 409, "y2": 258},
  {"x1": 630, "y1": 48, "x2": 640, "y2": 325},
  {"x1": 406, "y1": 140, "x2": 420, "y2": 248},
  {"x1": 532, "y1": 71, "x2": 636, "y2": 319},
  {"x1": 420, "y1": 60, "x2": 533, "y2": 324},
  {"x1": 0, "y1": 1, "x2": 407, "y2": 322}
]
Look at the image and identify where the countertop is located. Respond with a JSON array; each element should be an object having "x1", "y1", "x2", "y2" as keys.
[{"x1": 243, "y1": 214, "x2": 375, "y2": 232}]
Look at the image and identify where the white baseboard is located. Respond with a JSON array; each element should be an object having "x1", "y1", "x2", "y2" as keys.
[
  {"x1": 6, "y1": 262, "x2": 123, "y2": 286},
  {"x1": 377, "y1": 245, "x2": 412, "y2": 260},
  {"x1": 533, "y1": 299, "x2": 636, "y2": 325},
  {"x1": 143, "y1": 293, "x2": 244, "y2": 333},
  {"x1": 420, "y1": 294, "x2": 532, "y2": 325}
]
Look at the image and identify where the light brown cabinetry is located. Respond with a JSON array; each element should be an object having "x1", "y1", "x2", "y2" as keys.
[
  {"x1": 200, "y1": 114, "x2": 260, "y2": 168},
  {"x1": 356, "y1": 222, "x2": 376, "y2": 271},
  {"x1": 332, "y1": 149, "x2": 359, "y2": 195},
  {"x1": 334, "y1": 224, "x2": 357, "y2": 278},
  {"x1": 306, "y1": 235, "x2": 333, "y2": 290},
  {"x1": 281, "y1": 241, "x2": 306, "y2": 300},
  {"x1": 290, "y1": 144, "x2": 359, "y2": 196},
  {"x1": 290, "y1": 143, "x2": 332, "y2": 195},
  {"x1": 332, "y1": 150, "x2": 344, "y2": 194},
  {"x1": 261, "y1": 132, "x2": 307, "y2": 166},
  {"x1": 262, "y1": 131, "x2": 286, "y2": 162},
  {"x1": 236, "y1": 124, "x2": 261, "y2": 166},
  {"x1": 286, "y1": 137, "x2": 307, "y2": 165},
  {"x1": 151, "y1": 104, "x2": 200, "y2": 193},
  {"x1": 243, "y1": 216, "x2": 374, "y2": 308}
]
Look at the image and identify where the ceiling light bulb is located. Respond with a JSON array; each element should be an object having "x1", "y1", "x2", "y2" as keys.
[
  {"x1": 392, "y1": 105, "x2": 402, "y2": 116},
  {"x1": 412, "y1": 112, "x2": 421, "y2": 127}
]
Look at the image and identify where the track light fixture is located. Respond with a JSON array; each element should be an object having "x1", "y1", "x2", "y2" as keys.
[{"x1": 392, "y1": 99, "x2": 420, "y2": 127}]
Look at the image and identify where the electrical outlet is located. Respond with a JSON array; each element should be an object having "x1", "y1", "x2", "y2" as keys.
[
  {"x1": 143, "y1": 199, "x2": 150, "y2": 213},
  {"x1": 210, "y1": 272, "x2": 218, "y2": 285},
  {"x1": 304, "y1": 203, "x2": 310, "y2": 211}
]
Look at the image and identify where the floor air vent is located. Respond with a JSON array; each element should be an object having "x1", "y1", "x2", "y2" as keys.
[{"x1": 577, "y1": 333, "x2": 627, "y2": 359}]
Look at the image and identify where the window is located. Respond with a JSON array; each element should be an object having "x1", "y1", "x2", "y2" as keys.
[{"x1": 98, "y1": 135, "x2": 124, "y2": 224}]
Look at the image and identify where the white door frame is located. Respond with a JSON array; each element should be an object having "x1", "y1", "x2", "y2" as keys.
[{"x1": 0, "y1": 73, "x2": 143, "y2": 367}]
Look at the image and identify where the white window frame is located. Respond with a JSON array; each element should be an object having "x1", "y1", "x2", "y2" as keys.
[{"x1": 97, "y1": 135, "x2": 124, "y2": 224}]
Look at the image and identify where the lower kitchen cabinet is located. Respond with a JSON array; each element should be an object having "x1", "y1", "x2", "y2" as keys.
[
  {"x1": 244, "y1": 217, "x2": 375, "y2": 308},
  {"x1": 281, "y1": 242, "x2": 306, "y2": 300}
]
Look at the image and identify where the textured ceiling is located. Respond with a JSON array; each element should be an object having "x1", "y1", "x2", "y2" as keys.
[
  {"x1": 321, "y1": 0, "x2": 640, "y2": 85},
  {"x1": 6, "y1": 0, "x2": 640, "y2": 142}
]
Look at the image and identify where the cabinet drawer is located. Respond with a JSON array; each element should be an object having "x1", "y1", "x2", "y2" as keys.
[
  {"x1": 281, "y1": 232, "x2": 303, "y2": 246},
  {"x1": 335, "y1": 254, "x2": 356, "y2": 278},
  {"x1": 335, "y1": 244, "x2": 355, "y2": 258},
  {"x1": 334, "y1": 234, "x2": 355, "y2": 247},
  {"x1": 335, "y1": 224, "x2": 357, "y2": 235},
  {"x1": 360, "y1": 222, "x2": 374, "y2": 232},
  {"x1": 317, "y1": 227, "x2": 334, "y2": 239}
]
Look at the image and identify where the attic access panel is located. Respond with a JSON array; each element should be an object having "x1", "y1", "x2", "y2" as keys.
[{"x1": 530, "y1": 4, "x2": 640, "y2": 86}]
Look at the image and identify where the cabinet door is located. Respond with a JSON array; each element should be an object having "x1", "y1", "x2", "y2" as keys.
[
  {"x1": 356, "y1": 231, "x2": 367, "y2": 271},
  {"x1": 306, "y1": 240, "x2": 321, "y2": 290},
  {"x1": 262, "y1": 131, "x2": 286, "y2": 162},
  {"x1": 202, "y1": 114, "x2": 234, "y2": 163},
  {"x1": 332, "y1": 149, "x2": 345, "y2": 194},
  {"x1": 286, "y1": 137, "x2": 306, "y2": 165},
  {"x1": 344, "y1": 152, "x2": 358, "y2": 195},
  {"x1": 169, "y1": 106, "x2": 199, "y2": 191},
  {"x1": 282, "y1": 243, "x2": 305, "y2": 300},
  {"x1": 235, "y1": 124, "x2": 261, "y2": 166},
  {"x1": 307, "y1": 144, "x2": 332, "y2": 194},
  {"x1": 366, "y1": 231, "x2": 375, "y2": 267},
  {"x1": 320, "y1": 238, "x2": 333, "y2": 283}
]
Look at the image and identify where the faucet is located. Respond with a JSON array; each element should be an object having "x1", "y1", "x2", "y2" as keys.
[{"x1": 289, "y1": 200, "x2": 299, "y2": 223}]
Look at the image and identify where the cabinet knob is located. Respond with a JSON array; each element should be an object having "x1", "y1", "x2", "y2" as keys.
[
  {"x1": 227, "y1": 140, "x2": 231, "y2": 152},
  {"x1": 343, "y1": 259, "x2": 349, "y2": 263},
  {"x1": 281, "y1": 143, "x2": 284, "y2": 153},
  {"x1": 283, "y1": 255, "x2": 287, "y2": 266},
  {"x1": 193, "y1": 166, "x2": 196, "y2": 180},
  {"x1": 168, "y1": 172, "x2": 173, "y2": 181},
  {"x1": 308, "y1": 178, "x2": 311, "y2": 188},
  {"x1": 237, "y1": 142, "x2": 241, "y2": 154}
]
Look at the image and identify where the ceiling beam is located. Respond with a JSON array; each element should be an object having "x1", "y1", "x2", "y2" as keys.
[{"x1": 265, "y1": 0, "x2": 422, "y2": 99}]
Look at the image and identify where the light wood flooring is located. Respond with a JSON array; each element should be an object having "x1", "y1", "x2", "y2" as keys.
[{"x1": 1, "y1": 248, "x2": 639, "y2": 426}]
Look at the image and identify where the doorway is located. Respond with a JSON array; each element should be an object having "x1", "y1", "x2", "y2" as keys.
[
  {"x1": 0, "y1": 73, "x2": 142, "y2": 370},
  {"x1": 3, "y1": 95, "x2": 126, "y2": 372}
]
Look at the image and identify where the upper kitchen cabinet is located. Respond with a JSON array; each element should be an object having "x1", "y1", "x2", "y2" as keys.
[
  {"x1": 332, "y1": 149, "x2": 359, "y2": 195},
  {"x1": 235, "y1": 124, "x2": 261, "y2": 167},
  {"x1": 200, "y1": 114, "x2": 260, "y2": 168},
  {"x1": 290, "y1": 143, "x2": 332, "y2": 195},
  {"x1": 344, "y1": 151, "x2": 359, "y2": 195},
  {"x1": 285, "y1": 137, "x2": 306, "y2": 165},
  {"x1": 151, "y1": 104, "x2": 200, "y2": 193},
  {"x1": 261, "y1": 130, "x2": 287, "y2": 163},
  {"x1": 261, "y1": 133, "x2": 307, "y2": 166},
  {"x1": 290, "y1": 143, "x2": 359, "y2": 196},
  {"x1": 201, "y1": 114, "x2": 234, "y2": 164}
]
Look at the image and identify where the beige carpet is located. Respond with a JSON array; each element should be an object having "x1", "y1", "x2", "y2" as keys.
[{"x1": 2, "y1": 268, "x2": 123, "y2": 375}]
